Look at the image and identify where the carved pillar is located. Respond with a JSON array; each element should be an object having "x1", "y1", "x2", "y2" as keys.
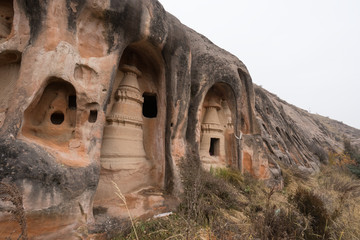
[{"x1": 100, "y1": 65, "x2": 147, "y2": 170}]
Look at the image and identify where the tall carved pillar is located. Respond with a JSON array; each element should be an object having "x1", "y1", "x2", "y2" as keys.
[
  {"x1": 200, "y1": 98, "x2": 226, "y2": 169},
  {"x1": 100, "y1": 65, "x2": 148, "y2": 170}
]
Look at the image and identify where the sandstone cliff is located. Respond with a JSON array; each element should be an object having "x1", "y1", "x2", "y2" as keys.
[
  {"x1": 0, "y1": 0, "x2": 359, "y2": 238},
  {"x1": 255, "y1": 84, "x2": 360, "y2": 172}
]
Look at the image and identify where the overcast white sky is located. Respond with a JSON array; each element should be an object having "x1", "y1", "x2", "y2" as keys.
[{"x1": 160, "y1": 0, "x2": 360, "y2": 130}]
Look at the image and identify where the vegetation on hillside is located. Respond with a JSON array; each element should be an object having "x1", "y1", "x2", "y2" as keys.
[
  {"x1": 344, "y1": 139, "x2": 360, "y2": 178},
  {"x1": 329, "y1": 139, "x2": 360, "y2": 179},
  {"x1": 116, "y1": 157, "x2": 360, "y2": 240}
]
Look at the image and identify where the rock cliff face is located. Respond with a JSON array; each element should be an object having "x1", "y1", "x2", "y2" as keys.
[
  {"x1": 254, "y1": 85, "x2": 360, "y2": 172},
  {"x1": 0, "y1": 0, "x2": 358, "y2": 238}
]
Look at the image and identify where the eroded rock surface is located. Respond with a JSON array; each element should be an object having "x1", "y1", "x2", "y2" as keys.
[
  {"x1": 255, "y1": 85, "x2": 360, "y2": 174},
  {"x1": 0, "y1": 0, "x2": 358, "y2": 238}
]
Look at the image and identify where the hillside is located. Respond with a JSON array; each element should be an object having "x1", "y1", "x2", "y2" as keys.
[{"x1": 254, "y1": 84, "x2": 360, "y2": 173}]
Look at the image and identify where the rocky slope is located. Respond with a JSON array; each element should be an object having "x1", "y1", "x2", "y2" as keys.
[{"x1": 254, "y1": 84, "x2": 360, "y2": 173}]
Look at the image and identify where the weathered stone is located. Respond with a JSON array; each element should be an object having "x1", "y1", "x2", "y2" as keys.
[
  {"x1": 254, "y1": 85, "x2": 360, "y2": 175},
  {"x1": 0, "y1": 0, "x2": 359, "y2": 238}
]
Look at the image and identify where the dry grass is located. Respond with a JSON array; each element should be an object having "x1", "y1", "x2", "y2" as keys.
[
  {"x1": 118, "y1": 159, "x2": 360, "y2": 240},
  {"x1": 112, "y1": 181, "x2": 139, "y2": 240}
]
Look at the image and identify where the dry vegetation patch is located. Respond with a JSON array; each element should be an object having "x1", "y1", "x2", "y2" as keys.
[{"x1": 116, "y1": 158, "x2": 360, "y2": 240}]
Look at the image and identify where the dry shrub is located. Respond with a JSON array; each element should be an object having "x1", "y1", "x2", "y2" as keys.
[
  {"x1": 178, "y1": 157, "x2": 245, "y2": 239},
  {"x1": 255, "y1": 206, "x2": 308, "y2": 240},
  {"x1": 91, "y1": 217, "x2": 132, "y2": 239},
  {"x1": 119, "y1": 159, "x2": 360, "y2": 240},
  {"x1": 320, "y1": 167, "x2": 360, "y2": 198},
  {"x1": 0, "y1": 181, "x2": 27, "y2": 240},
  {"x1": 317, "y1": 167, "x2": 360, "y2": 240},
  {"x1": 279, "y1": 162, "x2": 312, "y2": 190},
  {"x1": 250, "y1": 185, "x2": 308, "y2": 240},
  {"x1": 278, "y1": 164, "x2": 360, "y2": 240},
  {"x1": 178, "y1": 158, "x2": 240, "y2": 224},
  {"x1": 289, "y1": 166, "x2": 312, "y2": 182},
  {"x1": 290, "y1": 187, "x2": 330, "y2": 240},
  {"x1": 308, "y1": 142, "x2": 328, "y2": 163},
  {"x1": 116, "y1": 214, "x2": 199, "y2": 240}
]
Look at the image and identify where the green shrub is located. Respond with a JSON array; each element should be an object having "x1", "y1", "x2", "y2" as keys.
[
  {"x1": 347, "y1": 164, "x2": 360, "y2": 178},
  {"x1": 343, "y1": 139, "x2": 360, "y2": 178}
]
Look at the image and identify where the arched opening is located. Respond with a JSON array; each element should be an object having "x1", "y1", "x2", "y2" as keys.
[
  {"x1": 199, "y1": 83, "x2": 236, "y2": 169},
  {"x1": 96, "y1": 41, "x2": 166, "y2": 208},
  {"x1": 22, "y1": 79, "x2": 77, "y2": 145}
]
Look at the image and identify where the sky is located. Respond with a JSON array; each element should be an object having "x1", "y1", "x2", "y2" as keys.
[{"x1": 160, "y1": 0, "x2": 360, "y2": 130}]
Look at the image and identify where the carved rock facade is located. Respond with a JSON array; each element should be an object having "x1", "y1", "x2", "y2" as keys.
[{"x1": 0, "y1": 0, "x2": 275, "y2": 238}]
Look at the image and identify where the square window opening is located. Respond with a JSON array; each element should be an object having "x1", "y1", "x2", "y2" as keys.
[
  {"x1": 142, "y1": 93, "x2": 157, "y2": 118},
  {"x1": 68, "y1": 95, "x2": 77, "y2": 109},
  {"x1": 88, "y1": 110, "x2": 98, "y2": 123},
  {"x1": 209, "y1": 138, "x2": 220, "y2": 156}
]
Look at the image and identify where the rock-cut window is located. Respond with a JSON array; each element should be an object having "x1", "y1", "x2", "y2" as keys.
[{"x1": 142, "y1": 93, "x2": 157, "y2": 118}]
